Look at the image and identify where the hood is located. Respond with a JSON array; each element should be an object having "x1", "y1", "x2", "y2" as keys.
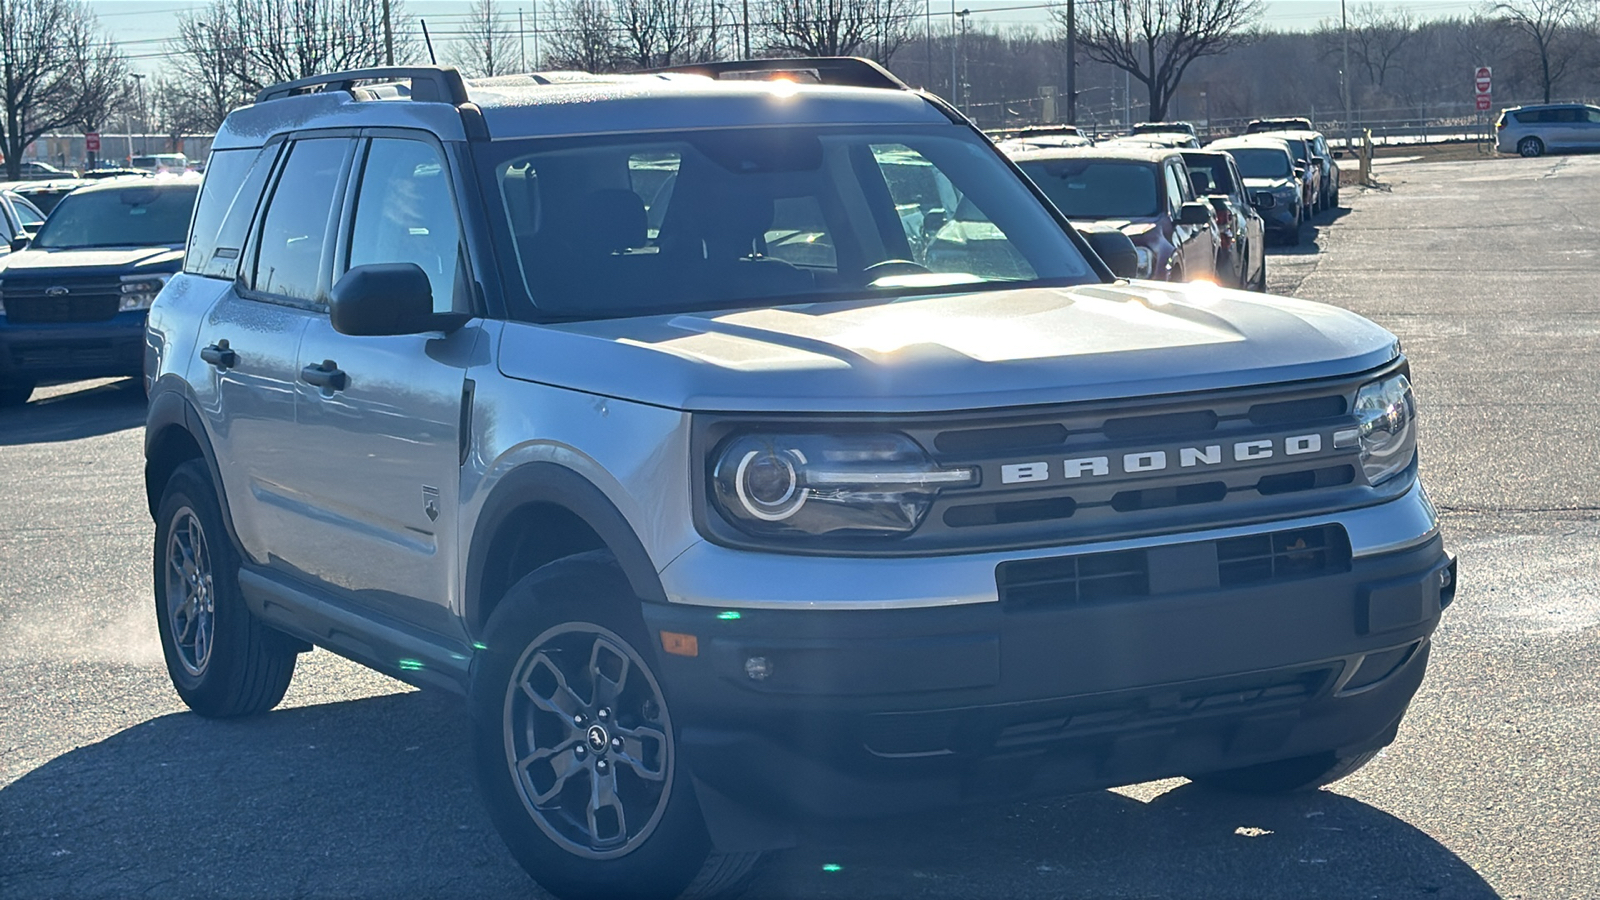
[
  {"x1": 1240, "y1": 176, "x2": 1298, "y2": 191},
  {"x1": 0, "y1": 246, "x2": 183, "y2": 278},
  {"x1": 497, "y1": 282, "x2": 1400, "y2": 413}
]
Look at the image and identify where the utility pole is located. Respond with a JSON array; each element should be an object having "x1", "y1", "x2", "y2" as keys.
[
  {"x1": 1065, "y1": 0, "x2": 1076, "y2": 124},
  {"x1": 132, "y1": 73, "x2": 146, "y2": 156},
  {"x1": 533, "y1": 1, "x2": 540, "y2": 69},
  {"x1": 1341, "y1": 0, "x2": 1352, "y2": 154},
  {"x1": 382, "y1": 0, "x2": 395, "y2": 65},
  {"x1": 519, "y1": 8, "x2": 526, "y2": 71},
  {"x1": 925, "y1": 0, "x2": 932, "y2": 89},
  {"x1": 742, "y1": 0, "x2": 751, "y2": 58},
  {"x1": 949, "y1": 0, "x2": 957, "y2": 104}
]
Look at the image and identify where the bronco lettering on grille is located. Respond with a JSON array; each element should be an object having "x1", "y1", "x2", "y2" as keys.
[{"x1": 999, "y1": 434, "x2": 1330, "y2": 484}]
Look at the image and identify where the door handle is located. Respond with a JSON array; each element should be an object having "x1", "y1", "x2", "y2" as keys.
[
  {"x1": 200, "y1": 340, "x2": 236, "y2": 369},
  {"x1": 300, "y1": 359, "x2": 347, "y2": 392}
]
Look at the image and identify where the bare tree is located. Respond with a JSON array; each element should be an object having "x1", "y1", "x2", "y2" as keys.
[
  {"x1": 166, "y1": 3, "x2": 246, "y2": 133},
  {"x1": 1060, "y1": 0, "x2": 1262, "y2": 121},
  {"x1": 223, "y1": 0, "x2": 416, "y2": 93},
  {"x1": 1494, "y1": 0, "x2": 1584, "y2": 102},
  {"x1": 613, "y1": 0, "x2": 707, "y2": 69},
  {"x1": 0, "y1": 0, "x2": 127, "y2": 179},
  {"x1": 546, "y1": 0, "x2": 620, "y2": 71},
  {"x1": 448, "y1": 0, "x2": 519, "y2": 76},
  {"x1": 763, "y1": 0, "x2": 920, "y2": 63}
]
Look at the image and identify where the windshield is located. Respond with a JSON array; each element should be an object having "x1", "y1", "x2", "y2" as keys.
[
  {"x1": 1225, "y1": 148, "x2": 1293, "y2": 179},
  {"x1": 477, "y1": 124, "x2": 1096, "y2": 320},
  {"x1": 30, "y1": 184, "x2": 198, "y2": 250},
  {"x1": 1015, "y1": 159, "x2": 1160, "y2": 219}
]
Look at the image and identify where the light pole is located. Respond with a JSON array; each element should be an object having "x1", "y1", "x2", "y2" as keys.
[
  {"x1": 742, "y1": 0, "x2": 750, "y2": 58},
  {"x1": 1341, "y1": 0, "x2": 1353, "y2": 152},
  {"x1": 1065, "y1": 0, "x2": 1075, "y2": 125},
  {"x1": 131, "y1": 73, "x2": 146, "y2": 157}
]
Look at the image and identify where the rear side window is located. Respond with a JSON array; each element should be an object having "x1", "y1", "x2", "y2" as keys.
[
  {"x1": 250, "y1": 138, "x2": 350, "y2": 302},
  {"x1": 186, "y1": 148, "x2": 262, "y2": 277}
]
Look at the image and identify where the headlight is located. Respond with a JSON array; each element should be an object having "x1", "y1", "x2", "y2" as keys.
[
  {"x1": 119, "y1": 273, "x2": 171, "y2": 311},
  {"x1": 1133, "y1": 245, "x2": 1155, "y2": 278},
  {"x1": 710, "y1": 433, "x2": 976, "y2": 538},
  {"x1": 1337, "y1": 373, "x2": 1417, "y2": 485}
]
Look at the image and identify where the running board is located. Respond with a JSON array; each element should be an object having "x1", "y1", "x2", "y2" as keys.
[{"x1": 238, "y1": 567, "x2": 473, "y2": 695}]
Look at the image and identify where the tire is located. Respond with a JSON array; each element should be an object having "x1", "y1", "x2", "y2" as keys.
[
  {"x1": 1252, "y1": 252, "x2": 1268, "y2": 292},
  {"x1": 471, "y1": 551, "x2": 760, "y2": 900},
  {"x1": 0, "y1": 379, "x2": 35, "y2": 407},
  {"x1": 1287, "y1": 217, "x2": 1302, "y2": 246},
  {"x1": 1518, "y1": 136, "x2": 1545, "y2": 158},
  {"x1": 154, "y1": 460, "x2": 297, "y2": 717},
  {"x1": 1190, "y1": 748, "x2": 1380, "y2": 794}
]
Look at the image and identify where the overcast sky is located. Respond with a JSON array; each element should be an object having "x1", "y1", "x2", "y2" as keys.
[{"x1": 91, "y1": 0, "x2": 1486, "y2": 77}]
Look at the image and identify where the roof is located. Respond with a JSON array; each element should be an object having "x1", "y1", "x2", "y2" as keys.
[
  {"x1": 217, "y1": 66, "x2": 949, "y2": 150},
  {"x1": 62, "y1": 174, "x2": 200, "y2": 195},
  {"x1": 1006, "y1": 145, "x2": 1178, "y2": 165},
  {"x1": 1209, "y1": 136, "x2": 1295, "y2": 152}
]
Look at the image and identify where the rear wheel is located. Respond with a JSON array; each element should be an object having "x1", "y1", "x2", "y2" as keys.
[
  {"x1": 154, "y1": 460, "x2": 297, "y2": 717},
  {"x1": 472, "y1": 551, "x2": 759, "y2": 900},
  {"x1": 1518, "y1": 136, "x2": 1545, "y2": 158},
  {"x1": 1191, "y1": 749, "x2": 1380, "y2": 794}
]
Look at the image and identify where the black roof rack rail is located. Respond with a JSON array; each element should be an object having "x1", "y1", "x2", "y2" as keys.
[
  {"x1": 645, "y1": 57, "x2": 909, "y2": 91},
  {"x1": 256, "y1": 66, "x2": 470, "y2": 105}
]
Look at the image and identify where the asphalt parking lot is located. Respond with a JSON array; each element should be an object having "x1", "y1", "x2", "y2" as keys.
[{"x1": 3, "y1": 154, "x2": 1599, "y2": 899}]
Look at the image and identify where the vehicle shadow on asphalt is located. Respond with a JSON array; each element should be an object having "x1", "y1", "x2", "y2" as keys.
[
  {"x1": 1268, "y1": 205, "x2": 1354, "y2": 258},
  {"x1": 0, "y1": 690, "x2": 1501, "y2": 900},
  {"x1": 0, "y1": 378, "x2": 144, "y2": 445}
]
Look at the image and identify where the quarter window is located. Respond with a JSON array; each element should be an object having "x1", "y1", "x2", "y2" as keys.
[
  {"x1": 347, "y1": 138, "x2": 463, "y2": 313},
  {"x1": 251, "y1": 138, "x2": 349, "y2": 302}
]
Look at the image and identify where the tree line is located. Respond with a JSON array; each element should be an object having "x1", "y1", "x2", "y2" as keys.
[{"x1": 3, "y1": 0, "x2": 1600, "y2": 177}]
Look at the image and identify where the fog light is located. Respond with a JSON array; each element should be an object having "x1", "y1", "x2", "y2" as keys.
[{"x1": 744, "y1": 656, "x2": 772, "y2": 681}]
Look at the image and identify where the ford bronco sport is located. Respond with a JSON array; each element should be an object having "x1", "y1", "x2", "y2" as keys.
[{"x1": 145, "y1": 60, "x2": 1455, "y2": 900}]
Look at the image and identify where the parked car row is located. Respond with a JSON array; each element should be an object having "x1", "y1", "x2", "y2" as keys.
[{"x1": 1000, "y1": 116, "x2": 1344, "y2": 289}]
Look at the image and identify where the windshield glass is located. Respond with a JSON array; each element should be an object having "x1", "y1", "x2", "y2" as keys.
[
  {"x1": 1015, "y1": 159, "x2": 1159, "y2": 219},
  {"x1": 477, "y1": 125, "x2": 1096, "y2": 320},
  {"x1": 30, "y1": 183, "x2": 198, "y2": 249},
  {"x1": 1225, "y1": 148, "x2": 1293, "y2": 179}
]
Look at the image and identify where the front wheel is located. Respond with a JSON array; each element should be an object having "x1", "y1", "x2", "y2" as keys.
[
  {"x1": 471, "y1": 551, "x2": 758, "y2": 900},
  {"x1": 1190, "y1": 748, "x2": 1380, "y2": 794},
  {"x1": 154, "y1": 460, "x2": 297, "y2": 717},
  {"x1": 0, "y1": 378, "x2": 35, "y2": 407},
  {"x1": 1518, "y1": 136, "x2": 1545, "y2": 158}
]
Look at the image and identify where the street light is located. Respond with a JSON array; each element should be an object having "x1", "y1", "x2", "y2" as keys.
[{"x1": 131, "y1": 73, "x2": 146, "y2": 157}]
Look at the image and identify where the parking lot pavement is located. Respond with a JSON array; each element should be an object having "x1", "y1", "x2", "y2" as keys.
[{"x1": 3, "y1": 155, "x2": 1599, "y2": 899}]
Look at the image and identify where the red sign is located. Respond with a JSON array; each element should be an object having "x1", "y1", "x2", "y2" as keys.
[
  {"x1": 1476, "y1": 94, "x2": 1492, "y2": 111},
  {"x1": 84, "y1": 132, "x2": 100, "y2": 153},
  {"x1": 1474, "y1": 66, "x2": 1492, "y2": 94}
]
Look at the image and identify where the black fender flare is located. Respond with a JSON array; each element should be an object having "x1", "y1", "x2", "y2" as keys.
[
  {"x1": 464, "y1": 462, "x2": 667, "y2": 637},
  {"x1": 144, "y1": 385, "x2": 241, "y2": 551}
]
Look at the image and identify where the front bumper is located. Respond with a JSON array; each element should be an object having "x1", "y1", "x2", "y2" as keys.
[
  {"x1": 645, "y1": 489, "x2": 1452, "y2": 834},
  {"x1": 0, "y1": 311, "x2": 146, "y2": 383}
]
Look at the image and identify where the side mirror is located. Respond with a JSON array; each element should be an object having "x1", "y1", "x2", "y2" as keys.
[
  {"x1": 9, "y1": 236, "x2": 27, "y2": 253},
  {"x1": 1333, "y1": 150, "x2": 1346, "y2": 159},
  {"x1": 1177, "y1": 201, "x2": 1212, "y2": 226},
  {"x1": 330, "y1": 263, "x2": 466, "y2": 336},
  {"x1": 921, "y1": 209, "x2": 948, "y2": 239},
  {"x1": 1078, "y1": 228, "x2": 1140, "y2": 279}
]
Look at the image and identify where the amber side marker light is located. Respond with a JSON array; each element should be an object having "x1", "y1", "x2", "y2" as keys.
[{"x1": 661, "y1": 631, "x2": 699, "y2": 657}]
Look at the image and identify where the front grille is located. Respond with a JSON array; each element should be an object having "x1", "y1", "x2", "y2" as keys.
[
  {"x1": 997, "y1": 524, "x2": 1350, "y2": 610},
  {"x1": 861, "y1": 664, "x2": 1340, "y2": 758},
  {"x1": 694, "y1": 362, "x2": 1409, "y2": 556},
  {"x1": 2, "y1": 278, "x2": 122, "y2": 323},
  {"x1": 1216, "y1": 524, "x2": 1350, "y2": 587},
  {"x1": 8, "y1": 341, "x2": 136, "y2": 370}
]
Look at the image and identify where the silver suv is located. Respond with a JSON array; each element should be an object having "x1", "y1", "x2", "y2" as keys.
[
  {"x1": 145, "y1": 61, "x2": 1456, "y2": 900},
  {"x1": 1496, "y1": 103, "x2": 1600, "y2": 157}
]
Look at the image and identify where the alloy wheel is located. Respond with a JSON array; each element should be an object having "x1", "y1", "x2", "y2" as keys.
[
  {"x1": 503, "y1": 622, "x2": 674, "y2": 860},
  {"x1": 163, "y1": 506, "x2": 215, "y2": 677}
]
